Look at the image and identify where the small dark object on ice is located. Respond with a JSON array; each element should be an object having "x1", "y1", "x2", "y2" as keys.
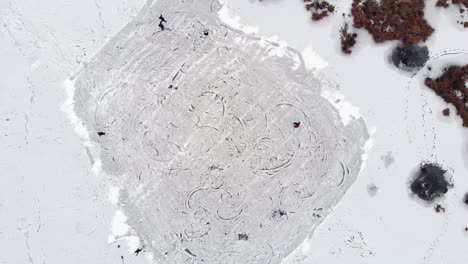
[
  {"x1": 159, "y1": 21, "x2": 165, "y2": 31},
  {"x1": 159, "y1": 14, "x2": 167, "y2": 23},
  {"x1": 293, "y1": 122, "x2": 301, "y2": 128},
  {"x1": 443, "y1": 108, "x2": 450, "y2": 116},
  {"x1": 410, "y1": 163, "x2": 452, "y2": 202},
  {"x1": 203, "y1": 29, "x2": 209, "y2": 36},
  {"x1": 391, "y1": 44, "x2": 429, "y2": 71},
  {"x1": 464, "y1": 193, "x2": 468, "y2": 206},
  {"x1": 184, "y1": 248, "x2": 196, "y2": 257},
  {"x1": 340, "y1": 23, "x2": 358, "y2": 54},
  {"x1": 434, "y1": 204, "x2": 445, "y2": 213},
  {"x1": 238, "y1": 233, "x2": 249, "y2": 241},
  {"x1": 134, "y1": 247, "x2": 143, "y2": 255},
  {"x1": 272, "y1": 209, "x2": 288, "y2": 220},
  {"x1": 97, "y1": 132, "x2": 106, "y2": 136}
]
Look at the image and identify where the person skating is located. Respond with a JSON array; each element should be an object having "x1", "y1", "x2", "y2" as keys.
[{"x1": 159, "y1": 14, "x2": 167, "y2": 31}]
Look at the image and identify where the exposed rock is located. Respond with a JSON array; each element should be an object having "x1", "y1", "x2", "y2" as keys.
[
  {"x1": 391, "y1": 44, "x2": 429, "y2": 71},
  {"x1": 434, "y1": 204, "x2": 446, "y2": 213},
  {"x1": 410, "y1": 163, "x2": 452, "y2": 202}
]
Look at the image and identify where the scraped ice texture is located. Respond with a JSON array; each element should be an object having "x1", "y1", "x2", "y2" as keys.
[{"x1": 73, "y1": 0, "x2": 368, "y2": 263}]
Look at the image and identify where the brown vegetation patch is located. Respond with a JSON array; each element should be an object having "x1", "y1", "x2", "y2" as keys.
[
  {"x1": 425, "y1": 65, "x2": 468, "y2": 127},
  {"x1": 443, "y1": 108, "x2": 451, "y2": 116},
  {"x1": 436, "y1": 0, "x2": 450, "y2": 8},
  {"x1": 453, "y1": 0, "x2": 468, "y2": 8},
  {"x1": 436, "y1": 0, "x2": 468, "y2": 28},
  {"x1": 304, "y1": 0, "x2": 336, "y2": 21},
  {"x1": 351, "y1": 0, "x2": 434, "y2": 45},
  {"x1": 340, "y1": 24, "x2": 358, "y2": 54}
]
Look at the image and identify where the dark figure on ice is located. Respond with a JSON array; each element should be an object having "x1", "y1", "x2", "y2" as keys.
[
  {"x1": 293, "y1": 122, "x2": 301, "y2": 128},
  {"x1": 159, "y1": 14, "x2": 167, "y2": 31}
]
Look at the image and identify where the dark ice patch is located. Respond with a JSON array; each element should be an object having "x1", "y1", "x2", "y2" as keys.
[
  {"x1": 391, "y1": 44, "x2": 429, "y2": 71},
  {"x1": 410, "y1": 163, "x2": 452, "y2": 202},
  {"x1": 238, "y1": 233, "x2": 249, "y2": 241},
  {"x1": 367, "y1": 183, "x2": 378, "y2": 197}
]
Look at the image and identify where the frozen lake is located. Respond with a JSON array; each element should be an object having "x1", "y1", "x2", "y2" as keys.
[{"x1": 1, "y1": 0, "x2": 467, "y2": 263}]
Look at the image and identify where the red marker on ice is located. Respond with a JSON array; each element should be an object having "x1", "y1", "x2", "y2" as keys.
[{"x1": 293, "y1": 122, "x2": 301, "y2": 128}]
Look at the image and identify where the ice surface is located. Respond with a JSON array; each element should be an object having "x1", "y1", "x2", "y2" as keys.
[{"x1": 73, "y1": 0, "x2": 367, "y2": 263}]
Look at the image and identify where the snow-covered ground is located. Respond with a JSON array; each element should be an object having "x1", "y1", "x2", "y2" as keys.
[
  {"x1": 1, "y1": 0, "x2": 467, "y2": 263},
  {"x1": 0, "y1": 0, "x2": 149, "y2": 263},
  {"x1": 220, "y1": 0, "x2": 468, "y2": 263}
]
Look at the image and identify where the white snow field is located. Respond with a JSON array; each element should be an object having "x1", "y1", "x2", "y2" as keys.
[
  {"x1": 72, "y1": 0, "x2": 367, "y2": 263},
  {"x1": 0, "y1": 0, "x2": 150, "y2": 263}
]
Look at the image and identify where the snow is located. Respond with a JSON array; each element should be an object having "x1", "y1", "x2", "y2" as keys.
[
  {"x1": 111, "y1": 210, "x2": 130, "y2": 238},
  {"x1": 0, "y1": 0, "x2": 149, "y2": 263},
  {"x1": 221, "y1": 0, "x2": 468, "y2": 263},
  {"x1": 2, "y1": 0, "x2": 467, "y2": 263},
  {"x1": 301, "y1": 46, "x2": 329, "y2": 71}
]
